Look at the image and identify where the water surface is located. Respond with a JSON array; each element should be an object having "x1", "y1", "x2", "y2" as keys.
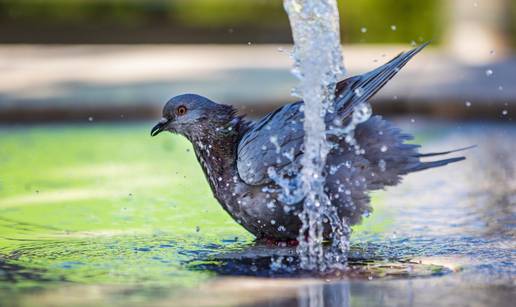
[{"x1": 0, "y1": 120, "x2": 514, "y2": 306}]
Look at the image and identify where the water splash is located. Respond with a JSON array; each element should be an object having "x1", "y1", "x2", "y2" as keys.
[{"x1": 283, "y1": 0, "x2": 348, "y2": 271}]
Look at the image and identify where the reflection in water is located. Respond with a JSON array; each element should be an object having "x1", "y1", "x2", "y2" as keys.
[
  {"x1": 188, "y1": 243, "x2": 451, "y2": 280},
  {"x1": 298, "y1": 282, "x2": 350, "y2": 307}
]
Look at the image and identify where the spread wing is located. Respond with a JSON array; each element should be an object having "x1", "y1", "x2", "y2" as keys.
[
  {"x1": 332, "y1": 42, "x2": 429, "y2": 120},
  {"x1": 237, "y1": 102, "x2": 304, "y2": 185},
  {"x1": 237, "y1": 44, "x2": 429, "y2": 186}
]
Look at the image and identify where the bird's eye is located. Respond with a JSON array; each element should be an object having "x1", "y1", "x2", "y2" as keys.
[{"x1": 176, "y1": 105, "x2": 187, "y2": 116}]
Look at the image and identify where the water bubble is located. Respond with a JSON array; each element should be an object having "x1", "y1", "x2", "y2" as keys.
[
  {"x1": 498, "y1": 86, "x2": 503, "y2": 91},
  {"x1": 390, "y1": 25, "x2": 397, "y2": 31},
  {"x1": 88, "y1": 116, "x2": 94, "y2": 122},
  {"x1": 354, "y1": 87, "x2": 364, "y2": 97},
  {"x1": 380, "y1": 145, "x2": 388, "y2": 152},
  {"x1": 502, "y1": 110, "x2": 508, "y2": 116},
  {"x1": 247, "y1": 41, "x2": 252, "y2": 46},
  {"x1": 490, "y1": 50, "x2": 495, "y2": 55},
  {"x1": 360, "y1": 27, "x2": 367, "y2": 33},
  {"x1": 485, "y1": 69, "x2": 493, "y2": 77},
  {"x1": 465, "y1": 101, "x2": 472, "y2": 107},
  {"x1": 410, "y1": 118, "x2": 416, "y2": 123},
  {"x1": 393, "y1": 95, "x2": 398, "y2": 101},
  {"x1": 277, "y1": 47, "x2": 285, "y2": 53}
]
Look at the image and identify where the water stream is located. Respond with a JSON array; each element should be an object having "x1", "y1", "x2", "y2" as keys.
[{"x1": 284, "y1": 0, "x2": 369, "y2": 270}]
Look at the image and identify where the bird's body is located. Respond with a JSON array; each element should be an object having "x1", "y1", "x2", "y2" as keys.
[{"x1": 151, "y1": 44, "x2": 468, "y2": 241}]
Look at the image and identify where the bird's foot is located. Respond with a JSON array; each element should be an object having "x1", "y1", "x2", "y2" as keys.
[{"x1": 259, "y1": 238, "x2": 299, "y2": 247}]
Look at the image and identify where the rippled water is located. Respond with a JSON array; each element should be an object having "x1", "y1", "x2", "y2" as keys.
[{"x1": 0, "y1": 121, "x2": 514, "y2": 306}]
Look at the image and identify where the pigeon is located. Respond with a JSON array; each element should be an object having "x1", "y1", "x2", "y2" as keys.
[{"x1": 151, "y1": 44, "x2": 470, "y2": 241}]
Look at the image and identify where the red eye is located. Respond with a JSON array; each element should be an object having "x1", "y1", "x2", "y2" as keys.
[{"x1": 176, "y1": 105, "x2": 187, "y2": 116}]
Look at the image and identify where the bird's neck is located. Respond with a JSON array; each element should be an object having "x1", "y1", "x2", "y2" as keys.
[{"x1": 190, "y1": 117, "x2": 248, "y2": 194}]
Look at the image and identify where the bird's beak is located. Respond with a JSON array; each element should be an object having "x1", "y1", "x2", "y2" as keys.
[{"x1": 150, "y1": 118, "x2": 169, "y2": 137}]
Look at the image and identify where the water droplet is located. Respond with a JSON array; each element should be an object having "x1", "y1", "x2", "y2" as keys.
[
  {"x1": 393, "y1": 95, "x2": 398, "y2": 100},
  {"x1": 360, "y1": 27, "x2": 367, "y2": 33},
  {"x1": 277, "y1": 47, "x2": 284, "y2": 53},
  {"x1": 490, "y1": 50, "x2": 495, "y2": 55},
  {"x1": 380, "y1": 145, "x2": 388, "y2": 152},
  {"x1": 485, "y1": 69, "x2": 493, "y2": 77},
  {"x1": 269, "y1": 135, "x2": 281, "y2": 153},
  {"x1": 88, "y1": 116, "x2": 94, "y2": 122},
  {"x1": 502, "y1": 110, "x2": 508, "y2": 116},
  {"x1": 390, "y1": 25, "x2": 397, "y2": 31},
  {"x1": 410, "y1": 118, "x2": 416, "y2": 123},
  {"x1": 354, "y1": 87, "x2": 364, "y2": 97},
  {"x1": 465, "y1": 101, "x2": 472, "y2": 107},
  {"x1": 247, "y1": 41, "x2": 252, "y2": 46},
  {"x1": 498, "y1": 85, "x2": 503, "y2": 91},
  {"x1": 378, "y1": 159, "x2": 387, "y2": 172}
]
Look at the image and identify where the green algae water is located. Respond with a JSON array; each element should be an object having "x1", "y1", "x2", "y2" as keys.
[
  {"x1": 0, "y1": 124, "x2": 253, "y2": 281},
  {"x1": 0, "y1": 122, "x2": 514, "y2": 306}
]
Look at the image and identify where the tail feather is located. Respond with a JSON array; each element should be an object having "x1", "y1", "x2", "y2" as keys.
[
  {"x1": 407, "y1": 145, "x2": 475, "y2": 172},
  {"x1": 406, "y1": 156, "x2": 466, "y2": 173},
  {"x1": 416, "y1": 145, "x2": 477, "y2": 157}
]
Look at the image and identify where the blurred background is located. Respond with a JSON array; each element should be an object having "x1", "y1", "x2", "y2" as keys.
[{"x1": 0, "y1": 0, "x2": 514, "y2": 122}]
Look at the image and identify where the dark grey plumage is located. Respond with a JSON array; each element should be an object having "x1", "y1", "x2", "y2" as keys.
[{"x1": 151, "y1": 44, "x2": 468, "y2": 241}]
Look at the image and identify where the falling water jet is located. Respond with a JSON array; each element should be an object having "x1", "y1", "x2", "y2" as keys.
[{"x1": 283, "y1": 0, "x2": 350, "y2": 271}]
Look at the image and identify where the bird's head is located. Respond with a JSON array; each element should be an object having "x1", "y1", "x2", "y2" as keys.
[{"x1": 151, "y1": 94, "x2": 236, "y2": 140}]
